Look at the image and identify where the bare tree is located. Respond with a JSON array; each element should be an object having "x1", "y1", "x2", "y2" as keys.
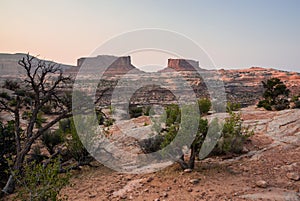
[{"x1": 0, "y1": 54, "x2": 73, "y2": 194}]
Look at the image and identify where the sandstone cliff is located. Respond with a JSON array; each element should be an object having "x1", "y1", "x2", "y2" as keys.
[{"x1": 1, "y1": 54, "x2": 299, "y2": 107}]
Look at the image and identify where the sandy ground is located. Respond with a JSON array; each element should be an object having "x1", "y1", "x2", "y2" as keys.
[{"x1": 58, "y1": 122, "x2": 300, "y2": 201}]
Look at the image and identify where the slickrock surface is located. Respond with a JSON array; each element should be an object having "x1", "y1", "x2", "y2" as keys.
[{"x1": 57, "y1": 107, "x2": 300, "y2": 201}]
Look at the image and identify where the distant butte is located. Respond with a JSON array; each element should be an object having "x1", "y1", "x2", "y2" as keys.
[
  {"x1": 160, "y1": 58, "x2": 205, "y2": 72},
  {"x1": 74, "y1": 55, "x2": 141, "y2": 76}
]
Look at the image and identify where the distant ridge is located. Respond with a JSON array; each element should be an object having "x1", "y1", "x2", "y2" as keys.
[{"x1": 0, "y1": 53, "x2": 76, "y2": 76}]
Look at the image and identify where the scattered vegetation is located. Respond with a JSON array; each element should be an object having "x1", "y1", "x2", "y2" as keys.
[
  {"x1": 14, "y1": 158, "x2": 69, "y2": 201},
  {"x1": 140, "y1": 99, "x2": 252, "y2": 170},
  {"x1": 129, "y1": 105, "x2": 156, "y2": 118}
]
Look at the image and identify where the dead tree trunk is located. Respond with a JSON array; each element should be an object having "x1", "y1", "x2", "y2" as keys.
[{"x1": 0, "y1": 54, "x2": 73, "y2": 194}]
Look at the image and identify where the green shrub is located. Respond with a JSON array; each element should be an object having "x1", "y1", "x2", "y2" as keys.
[
  {"x1": 226, "y1": 102, "x2": 241, "y2": 112},
  {"x1": 29, "y1": 146, "x2": 48, "y2": 164},
  {"x1": 165, "y1": 104, "x2": 180, "y2": 127},
  {"x1": 58, "y1": 119, "x2": 72, "y2": 134},
  {"x1": 160, "y1": 124, "x2": 178, "y2": 149},
  {"x1": 3, "y1": 80, "x2": 20, "y2": 91},
  {"x1": 35, "y1": 112, "x2": 47, "y2": 129},
  {"x1": 96, "y1": 110, "x2": 104, "y2": 125},
  {"x1": 41, "y1": 130, "x2": 64, "y2": 155},
  {"x1": 41, "y1": 105, "x2": 52, "y2": 115},
  {"x1": 273, "y1": 99, "x2": 290, "y2": 111},
  {"x1": 66, "y1": 118, "x2": 92, "y2": 164},
  {"x1": 22, "y1": 111, "x2": 32, "y2": 120},
  {"x1": 258, "y1": 78, "x2": 290, "y2": 111},
  {"x1": 159, "y1": 104, "x2": 208, "y2": 169},
  {"x1": 214, "y1": 112, "x2": 253, "y2": 154},
  {"x1": 0, "y1": 121, "x2": 15, "y2": 188},
  {"x1": 15, "y1": 89, "x2": 26, "y2": 97},
  {"x1": 294, "y1": 100, "x2": 300, "y2": 109},
  {"x1": 8, "y1": 99, "x2": 17, "y2": 107},
  {"x1": 129, "y1": 106, "x2": 143, "y2": 118},
  {"x1": 139, "y1": 134, "x2": 164, "y2": 153},
  {"x1": 14, "y1": 158, "x2": 69, "y2": 201},
  {"x1": 198, "y1": 98, "x2": 212, "y2": 115},
  {"x1": 291, "y1": 95, "x2": 299, "y2": 102},
  {"x1": 0, "y1": 92, "x2": 11, "y2": 100},
  {"x1": 257, "y1": 100, "x2": 272, "y2": 111},
  {"x1": 104, "y1": 118, "x2": 114, "y2": 127},
  {"x1": 144, "y1": 106, "x2": 151, "y2": 116}
]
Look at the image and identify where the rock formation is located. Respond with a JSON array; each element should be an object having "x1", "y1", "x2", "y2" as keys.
[
  {"x1": 1, "y1": 53, "x2": 300, "y2": 107},
  {"x1": 161, "y1": 59, "x2": 203, "y2": 72}
]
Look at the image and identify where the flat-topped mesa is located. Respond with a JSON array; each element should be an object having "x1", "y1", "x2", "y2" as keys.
[
  {"x1": 107, "y1": 56, "x2": 135, "y2": 73},
  {"x1": 75, "y1": 55, "x2": 139, "y2": 76},
  {"x1": 168, "y1": 59, "x2": 200, "y2": 71}
]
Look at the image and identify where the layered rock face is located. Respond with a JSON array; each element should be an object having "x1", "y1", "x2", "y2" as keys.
[
  {"x1": 219, "y1": 67, "x2": 300, "y2": 105},
  {"x1": 93, "y1": 57, "x2": 300, "y2": 107},
  {"x1": 66, "y1": 56, "x2": 140, "y2": 77},
  {"x1": 1, "y1": 53, "x2": 300, "y2": 107},
  {"x1": 104, "y1": 56, "x2": 139, "y2": 76},
  {"x1": 163, "y1": 59, "x2": 202, "y2": 72}
]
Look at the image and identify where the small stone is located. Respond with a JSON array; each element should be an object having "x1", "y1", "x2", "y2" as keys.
[
  {"x1": 242, "y1": 146, "x2": 249, "y2": 153},
  {"x1": 286, "y1": 172, "x2": 300, "y2": 181},
  {"x1": 147, "y1": 177, "x2": 154, "y2": 182},
  {"x1": 187, "y1": 188, "x2": 193, "y2": 192},
  {"x1": 154, "y1": 198, "x2": 160, "y2": 201},
  {"x1": 120, "y1": 195, "x2": 127, "y2": 199},
  {"x1": 282, "y1": 163, "x2": 298, "y2": 171},
  {"x1": 189, "y1": 179, "x2": 200, "y2": 185},
  {"x1": 144, "y1": 188, "x2": 149, "y2": 192},
  {"x1": 106, "y1": 189, "x2": 114, "y2": 194},
  {"x1": 162, "y1": 192, "x2": 168, "y2": 198},
  {"x1": 256, "y1": 180, "x2": 268, "y2": 188},
  {"x1": 184, "y1": 169, "x2": 193, "y2": 173},
  {"x1": 88, "y1": 194, "x2": 96, "y2": 198}
]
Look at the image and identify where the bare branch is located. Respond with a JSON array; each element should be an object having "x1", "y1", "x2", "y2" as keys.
[
  {"x1": 36, "y1": 112, "x2": 72, "y2": 138},
  {"x1": 0, "y1": 99, "x2": 15, "y2": 113}
]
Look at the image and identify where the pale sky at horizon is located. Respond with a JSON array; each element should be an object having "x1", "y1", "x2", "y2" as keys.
[{"x1": 1, "y1": 0, "x2": 299, "y2": 72}]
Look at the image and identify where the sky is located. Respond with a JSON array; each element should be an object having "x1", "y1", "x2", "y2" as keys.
[{"x1": 1, "y1": 0, "x2": 300, "y2": 72}]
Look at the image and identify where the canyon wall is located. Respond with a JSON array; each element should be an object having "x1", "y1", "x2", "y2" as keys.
[{"x1": 1, "y1": 53, "x2": 299, "y2": 107}]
